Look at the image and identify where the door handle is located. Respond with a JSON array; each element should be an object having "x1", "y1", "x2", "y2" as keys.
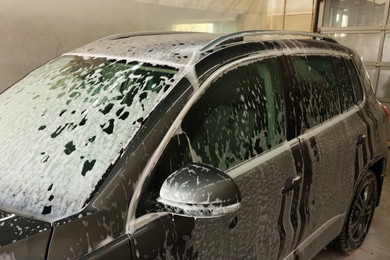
[
  {"x1": 281, "y1": 176, "x2": 302, "y2": 194},
  {"x1": 356, "y1": 134, "x2": 366, "y2": 146}
]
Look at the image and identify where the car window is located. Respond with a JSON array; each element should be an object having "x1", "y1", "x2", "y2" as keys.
[
  {"x1": 136, "y1": 57, "x2": 286, "y2": 217},
  {"x1": 345, "y1": 60, "x2": 364, "y2": 103},
  {"x1": 291, "y1": 55, "x2": 341, "y2": 133},
  {"x1": 181, "y1": 58, "x2": 286, "y2": 171},
  {"x1": 333, "y1": 57, "x2": 356, "y2": 112},
  {"x1": 0, "y1": 55, "x2": 178, "y2": 221}
]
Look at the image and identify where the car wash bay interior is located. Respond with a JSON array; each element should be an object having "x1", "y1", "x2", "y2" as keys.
[{"x1": 0, "y1": 0, "x2": 390, "y2": 259}]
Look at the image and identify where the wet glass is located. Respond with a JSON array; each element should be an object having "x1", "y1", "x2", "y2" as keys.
[
  {"x1": 0, "y1": 55, "x2": 178, "y2": 220},
  {"x1": 179, "y1": 58, "x2": 286, "y2": 171},
  {"x1": 330, "y1": 33, "x2": 380, "y2": 62},
  {"x1": 322, "y1": 0, "x2": 386, "y2": 28},
  {"x1": 333, "y1": 58, "x2": 356, "y2": 111},
  {"x1": 345, "y1": 60, "x2": 364, "y2": 103},
  {"x1": 376, "y1": 70, "x2": 390, "y2": 98},
  {"x1": 291, "y1": 55, "x2": 341, "y2": 131}
]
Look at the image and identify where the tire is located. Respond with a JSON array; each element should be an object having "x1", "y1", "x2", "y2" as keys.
[{"x1": 334, "y1": 170, "x2": 378, "y2": 252}]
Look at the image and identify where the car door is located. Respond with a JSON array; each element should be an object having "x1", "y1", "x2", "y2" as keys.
[
  {"x1": 283, "y1": 54, "x2": 366, "y2": 258},
  {"x1": 131, "y1": 55, "x2": 306, "y2": 259}
]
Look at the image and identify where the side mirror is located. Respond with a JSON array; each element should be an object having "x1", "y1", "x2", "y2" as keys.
[{"x1": 158, "y1": 163, "x2": 241, "y2": 218}]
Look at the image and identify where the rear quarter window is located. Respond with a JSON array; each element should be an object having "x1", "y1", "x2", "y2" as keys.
[
  {"x1": 345, "y1": 60, "x2": 364, "y2": 104},
  {"x1": 332, "y1": 57, "x2": 356, "y2": 112}
]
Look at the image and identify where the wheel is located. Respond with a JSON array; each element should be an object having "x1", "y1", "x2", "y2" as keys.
[{"x1": 335, "y1": 170, "x2": 378, "y2": 252}]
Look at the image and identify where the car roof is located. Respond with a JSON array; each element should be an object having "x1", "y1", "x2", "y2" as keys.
[
  {"x1": 67, "y1": 31, "x2": 342, "y2": 67},
  {"x1": 69, "y1": 32, "x2": 220, "y2": 67}
]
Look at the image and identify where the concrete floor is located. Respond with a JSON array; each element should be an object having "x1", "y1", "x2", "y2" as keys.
[{"x1": 314, "y1": 152, "x2": 390, "y2": 260}]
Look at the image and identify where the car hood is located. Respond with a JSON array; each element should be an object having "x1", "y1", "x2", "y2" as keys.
[{"x1": 0, "y1": 209, "x2": 52, "y2": 259}]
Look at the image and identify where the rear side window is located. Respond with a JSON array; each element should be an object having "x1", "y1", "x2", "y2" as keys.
[
  {"x1": 333, "y1": 57, "x2": 356, "y2": 112},
  {"x1": 345, "y1": 60, "x2": 364, "y2": 104},
  {"x1": 290, "y1": 55, "x2": 341, "y2": 133}
]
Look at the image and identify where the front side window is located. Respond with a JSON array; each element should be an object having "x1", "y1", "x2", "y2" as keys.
[
  {"x1": 136, "y1": 57, "x2": 286, "y2": 217},
  {"x1": 181, "y1": 58, "x2": 286, "y2": 171}
]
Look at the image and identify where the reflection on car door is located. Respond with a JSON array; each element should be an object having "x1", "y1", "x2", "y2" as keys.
[{"x1": 130, "y1": 215, "x2": 178, "y2": 259}]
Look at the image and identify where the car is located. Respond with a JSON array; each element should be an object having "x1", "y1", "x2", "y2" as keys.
[{"x1": 0, "y1": 30, "x2": 388, "y2": 259}]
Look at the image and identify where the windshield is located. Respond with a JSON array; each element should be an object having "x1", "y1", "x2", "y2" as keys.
[{"x1": 0, "y1": 55, "x2": 178, "y2": 221}]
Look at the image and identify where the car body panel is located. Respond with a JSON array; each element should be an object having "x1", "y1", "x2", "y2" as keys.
[
  {"x1": 178, "y1": 144, "x2": 299, "y2": 259},
  {"x1": 130, "y1": 214, "x2": 178, "y2": 259},
  {"x1": 81, "y1": 235, "x2": 132, "y2": 260},
  {"x1": 0, "y1": 210, "x2": 51, "y2": 259}
]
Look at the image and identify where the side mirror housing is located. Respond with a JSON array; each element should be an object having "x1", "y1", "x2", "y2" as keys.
[{"x1": 158, "y1": 163, "x2": 241, "y2": 218}]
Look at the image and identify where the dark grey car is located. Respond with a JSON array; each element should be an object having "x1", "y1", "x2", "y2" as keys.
[{"x1": 0, "y1": 31, "x2": 388, "y2": 259}]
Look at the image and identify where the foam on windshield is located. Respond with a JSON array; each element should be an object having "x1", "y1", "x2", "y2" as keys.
[{"x1": 0, "y1": 55, "x2": 178, "y2": 221}]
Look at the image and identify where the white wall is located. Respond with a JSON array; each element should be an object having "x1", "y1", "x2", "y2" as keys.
[{"x1": 0, "y1": 0, "x2": 236, "y2": 92}]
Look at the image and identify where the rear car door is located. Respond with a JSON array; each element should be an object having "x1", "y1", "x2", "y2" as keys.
[{"x1": 283, "y1": 54, "x2": 367, "y2": 258}]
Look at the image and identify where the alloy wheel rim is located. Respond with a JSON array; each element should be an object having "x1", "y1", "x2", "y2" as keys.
[{"x1": 350, "y1": 179, "x2": 376, "y2": 244}]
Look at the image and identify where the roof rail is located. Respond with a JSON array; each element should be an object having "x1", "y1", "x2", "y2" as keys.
[
  {"x1": 99, "y1": 31, "x2": 199, "y2": 41},
  {"x1": 200, "y1": 30, "x2": 338, "y2": 51}
]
